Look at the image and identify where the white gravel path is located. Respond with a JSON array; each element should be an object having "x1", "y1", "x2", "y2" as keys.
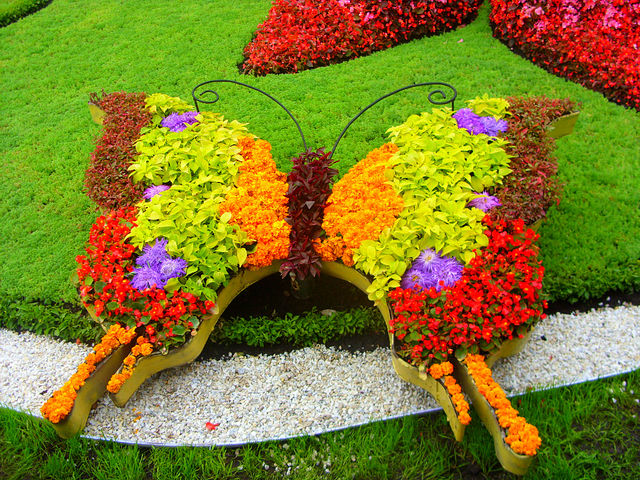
[{"x1": 1, "y1": 304, "x2": 639, "y2": 446}]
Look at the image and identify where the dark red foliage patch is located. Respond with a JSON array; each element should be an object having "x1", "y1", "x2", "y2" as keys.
[
  {"x1": 84, "y1": 92, "x2": 151, "y2": 211},
  {"x1": 490, "y1": 96, "x2": 576, "y2": 225},
  {"x1": 490, "y1": 0, "x2": 640, "y2": 111},
  {"x1": 242, "y1": 0, "x2": 482, "y2": 75},
  {"x1": 280, "y1": 148, "x2": 338, "y2": 281}
]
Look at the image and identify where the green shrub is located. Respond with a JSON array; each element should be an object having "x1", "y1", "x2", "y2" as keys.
[
  {"x1": 211, "y1": 307, "x2": 385, "y2": 347},
  {"x1": 0, "y1": 297, "x2": 102, "y2": 344},
  {"x1": 0, "y1": 0, "x2": 51, "y2": 28}
]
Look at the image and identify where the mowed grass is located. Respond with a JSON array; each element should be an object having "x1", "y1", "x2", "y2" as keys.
[
  {"x1": 1, "y1": 370, "x2": 638, "y2": 479},
  {"x1": 0, "y1": 1, "x2": 638, "y2": 319}
]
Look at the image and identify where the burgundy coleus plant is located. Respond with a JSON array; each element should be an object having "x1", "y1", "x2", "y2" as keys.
[
  {"x1": 84, "y1": 92, "x2": 152, "y2": 210},
  {"x1": 280, "y1": 148, "x2": 338, "y2": 281}
]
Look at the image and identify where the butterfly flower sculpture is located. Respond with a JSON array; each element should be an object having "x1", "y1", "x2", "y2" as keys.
[{"x1": 42, "y1": 81, "x2": 576, "y2": 475}]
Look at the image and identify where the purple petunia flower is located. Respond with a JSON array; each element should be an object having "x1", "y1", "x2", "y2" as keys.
[
  {"x1": 468, "y1": 191, "x2": 502, "y2": 212},
  {"x1": 135, "y1": 238, "x2": 169, "y2": 269},
  {"x1": 453, "y1": 108, "x2": 508, "y2": 137},
  {"x1": 481, "y1": 117, "x2": 508, "y2": 137},
  {"x1": 160, "y1": 111, "x2": 200, "y2": 133},
  {"x1": 130, "y1": 265, "x2": 166, "y2": 290},
  {"x1": 143, "y1": 184, "x2": 170, "y2": 200},
  {"x1": 401, "y1": 249, "x2": 464, "y2": 292},
  {"x1": 159, "y1": 257, "x2": 188, "y2": 282},
  {"x1": 452, "y1": 108, "x2": 486, "y2": 135}
]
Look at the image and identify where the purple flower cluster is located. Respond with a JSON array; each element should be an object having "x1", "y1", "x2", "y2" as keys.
[
  {"x1": 400, "y1": 249, "x2": 464, "y2": 292},
  {"x1": 452, "y1": 108, "x2": 508, "y2": 137},
  {"x1": 131, "y1": 238, "x2": 188, "y2": 290},
  {"x1": 160, "y1": 111, "x2": 200, "y2": 133},
  {"x1": 143, "y1": 184, "x2": 170, "y2": 200},
  {"x1": 468, "y1": 191, "x2": 502, "y2": 212}
]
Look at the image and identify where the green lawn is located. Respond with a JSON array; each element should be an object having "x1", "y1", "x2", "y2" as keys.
[
  {"x1": 0, "y1": 1, "x2": 639, "y2": 478},
  {"x1": 2, "y1": 370, "x2": 639, "y2": 479}
]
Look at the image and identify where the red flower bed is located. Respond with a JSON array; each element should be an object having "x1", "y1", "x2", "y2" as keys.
[
  {"x1": 76, "y1": 208, "x2": 213, "y2": 352},
  {"x1": 389, "y1": 216, "x2": 546, "y2": 367},
  {"x1": 242, "y1": 0, "x2": 482, "y2": 75},
  {"x1": 490, "y1": 0, "x2": 640, "y2": 111}
]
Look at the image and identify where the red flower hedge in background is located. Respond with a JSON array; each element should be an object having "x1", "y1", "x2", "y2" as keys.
[
  {"x1": 490, "y1": 0, "x2": 640, "y2": 111},
  {"x1": 84, "y1": 92, "x2": 151, "y2": 210},
  {"x1": 242, "y1": 0, "x2": 482, "y2": 75}
]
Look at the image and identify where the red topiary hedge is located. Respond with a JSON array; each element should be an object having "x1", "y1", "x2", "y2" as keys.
[
  {"x1": 490, "y1": 0, "x2": 640, "y2": 111},
  {"x1": 242, "y1": 0, "x2": 483, "y2": 75}
]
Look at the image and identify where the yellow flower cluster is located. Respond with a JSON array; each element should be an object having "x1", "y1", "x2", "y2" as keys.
[
  {"x1": 106, "y1": 336, "x2": 154, "y2": 394},
  {"x1": 464, "y1": 354, "x2": 542, "y2": 456},
  {"x1": 219, "y1": 137, "x2": 291, "y2": 269},
  {"x1": 429, "y1": 362, "x2": 471, "y2": 425},
  {"x1": 314, "y1": 143, "x2": 403, "y2": 266},
  {"x1": 41, "y1": 324, "x2": 136, "y2": 423}
]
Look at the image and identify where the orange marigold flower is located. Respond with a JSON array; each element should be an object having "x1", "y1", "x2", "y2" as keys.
[
  {"x1": 139, "y1": 342, "x2": 153, "y2": 356},
  {"x1": 441, "y1": 361, "x2": 454, "y2": 376},
  {"x1": 219, "y1": 137, "x2": 290, "y2": 269},
  {"x1": 123, "y1": 355, "x2": 137, "y2": 367},
  {"x1": 429, "y1": 363, "x2": 444, "y2": 379},
  {"x1": 464, "y1": 354, "x2": 541, "y2": 456},
  {"x1": 315, "y1": 143, "x2": 403, "y2": 266},
  {"x1": 106, "y1": 373, "x2": 128, "y2": 393}
]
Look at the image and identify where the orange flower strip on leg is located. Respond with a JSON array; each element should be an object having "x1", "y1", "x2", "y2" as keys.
[
  {"x1": 464, "y1": 354, "x2": 541, "y2": 455},
  {"x1": 106, "y1": 336, "x2": 155, "y2": 394},
  {"x1": 428, "y1": 362, "x2": 470, "y2": 425},
  {"x1": 41, "y1": 324, "x2": 136, "y2": 423}
]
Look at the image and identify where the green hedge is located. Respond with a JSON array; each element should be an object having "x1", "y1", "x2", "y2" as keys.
[
  {"x1": 0, "y1": 0, "x2": 52, "y2": 28},
  {"x1": 211, "y1": 307, "x2": 386, "y2": 348}
]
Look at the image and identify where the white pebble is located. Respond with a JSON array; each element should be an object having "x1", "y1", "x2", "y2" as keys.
[{"x1": 0, "y1": 304, "x2": 639, "y2": 446}]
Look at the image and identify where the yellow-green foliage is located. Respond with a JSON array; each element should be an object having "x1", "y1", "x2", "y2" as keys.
[
  {"x1": 354, "y1": 106, "x2": 512, "y2": 301},
  {"x1": 144, "y1": 93, "x2": 195, "y2": 126},
  {"x1": 466, "y1": 93, "x2": 511, "y2": 118},
  {"x1": 127, "y1": 96, "x2": 252, "y2": 301},
  {"x1": 129, "y1": 110, "x2": 246, "y2": 190}
]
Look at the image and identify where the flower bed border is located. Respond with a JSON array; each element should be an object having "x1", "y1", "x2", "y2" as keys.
[{"x1": 453, "y1": 355, "x2": 535, "y2": 475}]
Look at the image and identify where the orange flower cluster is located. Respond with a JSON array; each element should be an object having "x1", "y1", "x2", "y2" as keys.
[
  {"x1": 41, "y1": 324, "x2": 136, "y2": 423},
  {"x1": 314, "y1": 143, "x2": 403, "y2": 266},
  {"x1": 106, "y1": 336, "x2": 154, "y2": 394},
  {"x1": 428, "y1": 362, "x2": 471, "y2": 425},
  {"x1": 219, "y1": 137, "x2": 291, "y2": 269},
  {"x1": 464, "y1": 354, "x2": 542, "y2": 456}
]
